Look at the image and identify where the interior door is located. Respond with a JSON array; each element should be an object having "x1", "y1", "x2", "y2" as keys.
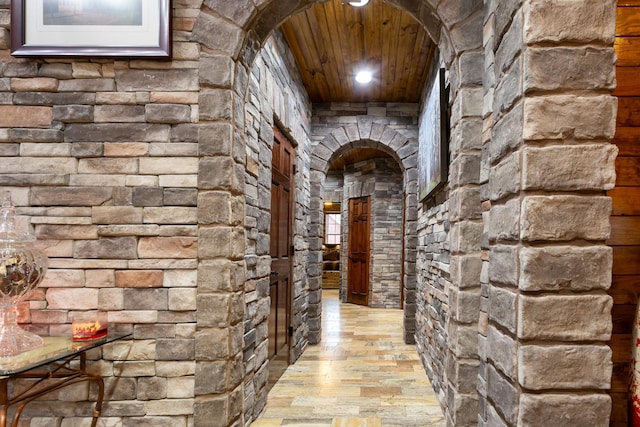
[
  {"x1": 269, "y1": 127, "x2": 294, "y2": 368},
  {"x1": 347, "y1": 196, "x2": 370, "y2": 306}
]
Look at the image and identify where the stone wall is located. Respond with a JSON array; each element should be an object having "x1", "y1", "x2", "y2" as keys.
[
  {"x1": 0, "y1": 0, "x2": 622, "y2": 425},
  {"x1": 0, "y1": 0, "x2": 207, "y2": 424},
  {"x1": 242, "y1": 30, "x2": 311, "y2": 422},
  {"x1": 479, "y1": 1, "x2": 617, "y2": 426},
  {"x1": 309, "y1": 102, "x2": 420, "y2": 342},
  {"x1": 415, "y1": 196, "x2": 450, "y2": 406},
  {"x1": 340, "y1": 157, "x2": 403, "y2": 308}
]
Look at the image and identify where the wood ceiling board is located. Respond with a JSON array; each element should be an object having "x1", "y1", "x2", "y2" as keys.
[{"x1": 280, "y1": 0, "x2": 434, "y2": 103}]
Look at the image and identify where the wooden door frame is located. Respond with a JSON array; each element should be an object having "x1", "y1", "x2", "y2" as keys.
[
  {"x1": 347, "y1": 196, "x2": 370, "y2": 306},
  {"x1": 270, "y1": 125, "x2": 294, "y2": 364}
]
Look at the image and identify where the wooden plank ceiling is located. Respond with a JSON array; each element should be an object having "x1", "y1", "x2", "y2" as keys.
[{"x1": 279, "y1": 0, "x2": 435, "y2": 103}]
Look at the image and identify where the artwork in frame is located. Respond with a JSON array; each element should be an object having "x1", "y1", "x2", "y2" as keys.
[
  {"x1": 418, "y1": 67, "x2": 449, "y2": 202},
  {"x1": 11, "y1": 0, "x2": 172, "y2": 58}
]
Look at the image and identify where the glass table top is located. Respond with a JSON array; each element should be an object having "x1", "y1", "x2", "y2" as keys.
[{"x1": 0, "y1": 333, "x2": 132, "y2": 377}]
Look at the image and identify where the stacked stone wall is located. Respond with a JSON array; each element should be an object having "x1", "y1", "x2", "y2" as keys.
[
  {"x1": 309, "y1": 102, "x2": 420, "y2": 342},
  {"x1": 0, "y1": 0, "x2": 207, "y2": 424},
  {"x1": 479, "y1": 1, "x2": 618, "y2": 425},
  {"x1": 243, "y1": 30, "x2": 311, "y2": 422},
  {"x1": 415, "y1": 195, "x2": 450, "y2": 406},
  {"x1": 341, "y1": 157, "x2": 403, "y2": 308}
]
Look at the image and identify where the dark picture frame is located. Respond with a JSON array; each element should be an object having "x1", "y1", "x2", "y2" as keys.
[
  {"x1": 11, "y1": 0, "x2": 172, "y2": 58},
  {"x1": 418, "y1": 68, "x2": 450, "y2": 202}
]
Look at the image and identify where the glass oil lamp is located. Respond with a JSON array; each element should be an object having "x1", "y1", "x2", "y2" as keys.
[{"x1": 0, "y1": 191, "x2": 47, "y2": 356}]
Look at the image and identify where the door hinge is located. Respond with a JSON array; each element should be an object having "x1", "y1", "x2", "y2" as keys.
[
  {"x1": 293, "y1": 164, "x2": 297, "y2": 174},
  {"x1": 288, "y1": 326, "x2": 293, "y2": 337}
]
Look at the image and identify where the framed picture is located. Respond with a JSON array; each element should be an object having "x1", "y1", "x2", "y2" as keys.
[
  {"x1": 11, "y1": 0, "x2": 172, "y2": 58},
  {"x1": 418, "y1": 67, "x2": 449, "y2": 202}
]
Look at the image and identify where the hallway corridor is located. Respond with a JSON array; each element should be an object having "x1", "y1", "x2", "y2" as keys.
[{"x1": 251, "y1": 290, "x2": 445, "y2": 427}]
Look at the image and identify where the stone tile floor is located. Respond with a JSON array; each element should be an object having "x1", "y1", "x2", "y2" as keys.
[{"x1": 251, "y1": 289, "x2": 445, "y2": 427}]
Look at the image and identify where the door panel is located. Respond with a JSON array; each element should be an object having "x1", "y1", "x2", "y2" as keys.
[
  {"x1": 269, "y1": 127, "x2": 294, "y2": 369},
  {"x1": 348, "y1": 196, "x2": 370, "y2": 306}
]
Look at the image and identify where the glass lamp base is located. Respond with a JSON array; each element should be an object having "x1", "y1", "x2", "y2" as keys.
[{"x1": 0, "y1": 306, "x2": 43, "y2": 357}]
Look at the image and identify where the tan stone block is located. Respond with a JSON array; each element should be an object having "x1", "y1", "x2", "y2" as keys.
[
  {"x1": 36, "y1": 224, "x2": 98, "y2": 240},
  {"x1": 98, "y1": 288, "x2": 123, "y2": 310},
  {"x1": 167, "y1": 377, "x2": 195, "y2": 398},
  {"x1": 69, "y1": 174, "x2": 127, "y2": 187},
  {"x1": 523, "y1": 144, "x2": 617, "y2": 191},
  {"x1": 129, "y1": 259, "x2": 197, "y2": 270},
  {"x1": 125, "y1": 175, "x2": 159, "y2": 187},
  {"x1": 148, "y1": 143, "x2": 198, "y2": 156},
  {"x1": 521, "y1": 195, "x2": 611, "y2": 242},
  {"x1": 46, "y1": 288, "x2": 98, "y2": 309},
  {"x1": 523, "y1": 95, "x2": 616, "y2": 141},
  {"x1": 138, "y1": 237, "x2": 198, "y2": 259},
  {"x1": 101, "y1": 63, "x2": 115, "y2": 78},
  {"x1": 72, "y1": 63, "x2": 102, "y2": 78},
  {"x1": 113, "y1": 361, "x2": 156, "y2": 377},
  {"x1": 520, "y1": 246, "x2": 612, "y2": 291},
  {"x1": 156, "y1": 361, "x2": 196, "y2": 377},
  {"x1": 518, "y1": 344, "x2": 611, "y2": 390},
  {"x1": 115, "y1": 270, "x2": 164, "y2": 288},
  {"x1": 172, "y1": 42, "x2": 200, "y2": 61},
  {"x1": 143, "y1": 207, "x2": 197, "y2": 224},
  {"x1": 31, "y1": 187, "x2": 112, "y2": 206},
  {"x1": 40, "y1": 269, "x2": 84, "y2": 288},
  {"x1": 519, "y1": 394, "x2": 611, "y2": 426},
  {"x1": 78, "y1": 158, "x2": 138, "y2": 174},
  {"x1": 169, "y1": 288, "x2": 197, "y2": 311},
  {"x1": 158, "y1": 174, "x2": 198, "y2": 188},
  {"x1": 48, "y1": 259, "x2": 128, "y2": 269},
  {"x1": 95, "y1": 92, "x2": 138, "y2": 104},
  {"x1": 98, "y1": 224, "x2": 160, "y2": 237},
  {"x1": 20, "y1": 142, "x2": 71, "y2": 157},
  {"x1": 145, "y1": 399, "x2": 195, "y2": 416},
  {"x1": 159, "y1": 225, "x2": 198, "y2": 237},
  {"x1": 0, "y1": 106, "x2": 52, "y2": 128},
  {"x1": 150, "y1": 91, "x2": 199, "y2": 104},
  {"x1": 164, "y1": 269, "x2": 197, "y2": 288},
  {"x1": 174, "y1": 17, "x2": 196, "y2": 32},
  {"x1": 85, "y1": 269, "x2": 115, "y2": 288},
  {"x1": 139, "y1": 158, "x2": 198, "y2": 175},
  {"x1": 92, "y1": 206, "x2": 143, "y2": 225},
  {"x1": 30, "y1": 216, "x2": 91, "y2": 225},
  {"x1": 108, "y1": 310, "x2": 158, "y2": 324},
  {"x1": 39, "y1": 239, "x2": 74, "y2": 258},
  {"x1": 524, "y1": 0, "x2": 616, "y2": 44},
  {"x1": 11, "y1": 77, "x2": 58, "y2": 92},
  {"x1": 104, "y1": 143, "x2": 149, "y2": 157},
  {"x1": 108, "y1": 339, "x2": 155, "y2": 362},
  {"x1": 518, "y1": 294, "x2": 612, "y2": 341},
  {"x1": 0, "y1": 157, "x2": 76, "y2": 174}
]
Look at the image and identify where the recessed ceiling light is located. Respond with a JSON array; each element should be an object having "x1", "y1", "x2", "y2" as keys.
[
  {"x1": 347, "y1": 0, "x2": 370, "y2": 7},
  {"x1": 355, "y1": 70, "x2": 372, "y2": 84}
]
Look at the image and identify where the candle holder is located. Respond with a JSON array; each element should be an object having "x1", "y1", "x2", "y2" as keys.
[{"x1": 0, "y1": 191, "x2": 47, "y2": 356}]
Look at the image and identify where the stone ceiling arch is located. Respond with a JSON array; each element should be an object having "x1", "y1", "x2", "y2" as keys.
[
  {"x1": 312, "y1": 124, "x2": 415, "y2": 176},
  {"x1": 192, "y1": 0, "x2": 485, "y2": 69}
]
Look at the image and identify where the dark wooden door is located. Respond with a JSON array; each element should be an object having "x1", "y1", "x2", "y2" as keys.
[
  {"x1": 269, "y1": 127, "x2": 294, "y2": 366},
  {"x1": 347, "y1": 196, "x2": 370, "y2": 306}
]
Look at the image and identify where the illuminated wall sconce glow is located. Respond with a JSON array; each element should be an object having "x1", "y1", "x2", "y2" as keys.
[
  {"x1": 355, "y1": 70, "x2": 373, "y2": 84},
  {"x1": 348, "y1": 0, "x2": 370, "y2": 6}
]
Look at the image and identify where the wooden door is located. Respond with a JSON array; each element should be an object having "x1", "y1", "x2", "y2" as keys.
[
  {"x1": 347, "y1": 196, "x2": 370, "y2": 306},
  {"x1": 269, "y1": 127, "x2": 294, "y2": 366}
]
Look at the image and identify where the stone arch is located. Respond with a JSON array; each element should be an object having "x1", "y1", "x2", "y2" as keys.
[
  {"x1": 190, "y1": 0, "x2": 485, "y2": 425},
  {"x1": 308, "y1": 123, "x2": 420, "y2": 345}
]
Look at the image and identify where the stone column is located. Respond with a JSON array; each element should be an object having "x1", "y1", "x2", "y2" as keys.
[
  {"x1": 192, "y1": 11, "x2": 248, "y2": 427},
  {"x1": 483, "y1": 1, "x2": 617, "y2": 425}
]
